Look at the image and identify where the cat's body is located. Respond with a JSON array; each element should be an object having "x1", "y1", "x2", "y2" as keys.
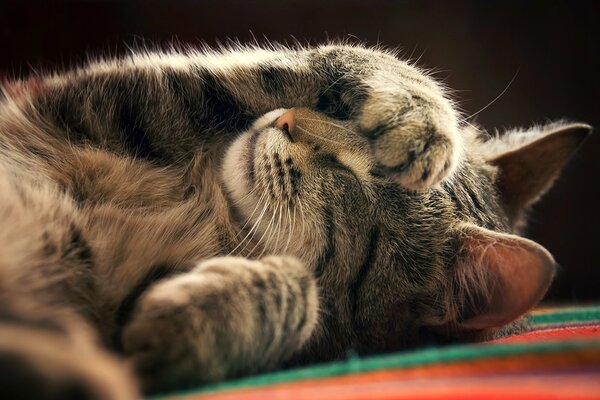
[{"x1": 0, "y1": 44, "x2": 590, "y2": 399}]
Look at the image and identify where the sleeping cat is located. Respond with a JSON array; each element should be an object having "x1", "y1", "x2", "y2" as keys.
[{"x1": 0, "y1": 43, "x2": 590, "y2": 399}]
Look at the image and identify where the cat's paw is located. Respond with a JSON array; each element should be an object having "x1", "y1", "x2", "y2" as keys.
[
  {"x1": 0, "y1": 323, "x2": 137, "y2": 400},
  {"x1": 122, "y1": 256, "x2": 318, "y2": 394},
  {"x1": 370, "y1": 123, "x2": 461, "y2": 190},
  {"x1": 359, "y1": 88, "x2": 463, "y2": 190},
  {"x1": 121, "y1": 279, "x2": 220, "y2": 393}
]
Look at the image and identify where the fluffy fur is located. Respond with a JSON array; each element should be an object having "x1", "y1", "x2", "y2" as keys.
[{"x1": 0, "y1": 43, "x2": 589, "y2": 399}]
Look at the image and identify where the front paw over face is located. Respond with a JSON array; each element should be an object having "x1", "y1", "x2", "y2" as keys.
[
  {"x1": 359, "y1": 81, "x2": 463, "y2": 190},
  {"x1": 369, "y1": 122, "x2": 461, "y2": 190}
]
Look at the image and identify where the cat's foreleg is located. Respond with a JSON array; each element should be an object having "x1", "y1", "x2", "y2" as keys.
[
  {"x1": 122, "y1": 255, "x2": 318, "y2": 393},
  {"x1": 0, "y1": 303, "x2": 138, "y2": 400},
  {"x1": 0, "y1": 169, "x2": 138, "y2": 399},
  {"x1": 213, "y1": 44, "x2": 464, "y2": 189},
  {"x1": 32, "y1": 45, "x2": 461, "y2": 187}
]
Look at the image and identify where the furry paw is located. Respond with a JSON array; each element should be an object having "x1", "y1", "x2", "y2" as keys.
[
  {"x1": 122, "y1": 256, "x2": 318, "y2": 393},
  {"x1": 121, "y1": 278, "x2": 222, "y2": 393},
  {"x1": 358, "y1": 84, "x2": 462, "y2": 190},
  {"x1": 370, "y1": 123, "x2": 460, "y2": 190},
  {"x1": 122, "y1": 311, "x2": 205, "y2": 393}
]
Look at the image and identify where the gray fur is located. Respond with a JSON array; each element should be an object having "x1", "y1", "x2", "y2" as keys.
[{"x1": 0, "y1": 43, "x2": 587, "y2": 398}]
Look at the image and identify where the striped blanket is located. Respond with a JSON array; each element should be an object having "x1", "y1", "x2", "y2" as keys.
[{"x1": 157, "y1": 305, "x2": 600, "y2": 400}]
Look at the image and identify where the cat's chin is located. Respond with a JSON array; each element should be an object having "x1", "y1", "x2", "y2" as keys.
[
  {"x1": 221, "y1": 108, "x2": 290, "y2": 222},
  {"x1": 221, "y1": 129, "x2": 256, "y2": 212}
]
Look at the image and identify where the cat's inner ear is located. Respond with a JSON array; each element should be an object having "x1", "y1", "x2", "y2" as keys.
[
  {"x1": 487, "y1": 122, "x2": 590, "y2": 228},
  {"x1": 453, "y1": 224, "x2": 555, "y2": 331}
]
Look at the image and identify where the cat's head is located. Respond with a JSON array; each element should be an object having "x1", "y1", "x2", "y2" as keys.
[{"x1": 221, "y1": 107, "x2": 590, "y2": 356}]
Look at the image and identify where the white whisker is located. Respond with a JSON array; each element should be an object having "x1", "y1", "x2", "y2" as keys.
[
  {"x1": 322, "y1": 70, "x2": 352, "y2": 93},
  {"x1": 459, "y1": 70, "x2": 519, "y2": 123},
  {"x1": 283, "y1": 202, "x2": 293, "y2": 254},
  {"x1": 258, "y1": 202, "x2": 281, "y2": 259},
  {"x1": 296, "y1": 124, "x2": 340, "y2": 145},
  {"x1": 299, "y1": 117, "x2": 359, "y2": 136},
  {"x1": 229, "y1": 193, "x2": 269, "y2": 256},
  {"x1": 297, "y1": 197, "x2": 306, "y2": 241},
  {"x1": 247, "y1": 199, "x2": 277, "y2": 257},
  {"x1": 272, "y1": 202, "x2": 285, "y2": 254},
  {"x1": 230, "y1": 189, "x2": 267, "y2": 241}
]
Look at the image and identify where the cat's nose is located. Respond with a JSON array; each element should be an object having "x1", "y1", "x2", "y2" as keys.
[{"x1": 275, "y1": 108, "x2": 295, "y2": 141}]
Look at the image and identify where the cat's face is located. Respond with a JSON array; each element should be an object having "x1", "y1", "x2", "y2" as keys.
[
  {"x1": 222, "y1": 107, "x2": 462, "y2": 353},
  {"x1": 222, "y1": 108, "x2": 376, "y2": 264},
  {"x1": 222, "y1": 108, "x2": 589, "y2": 357}
]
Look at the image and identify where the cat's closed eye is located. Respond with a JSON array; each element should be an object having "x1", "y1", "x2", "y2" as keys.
[
  {"x1": 318, "y1": 153, "x2": 366, "y2": 188},
  {"x1": 320, "y1": 154, "x2": 353, "y2": 174}
]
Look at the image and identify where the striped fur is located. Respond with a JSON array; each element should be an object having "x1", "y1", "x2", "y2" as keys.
[{"x1": 0, "y1": 43, "x2": 585, "y2": 398}]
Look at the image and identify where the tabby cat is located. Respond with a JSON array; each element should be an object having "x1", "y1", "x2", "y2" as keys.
[{"x1": 0, "y1": 43, "x2": 590, "y2": 399}]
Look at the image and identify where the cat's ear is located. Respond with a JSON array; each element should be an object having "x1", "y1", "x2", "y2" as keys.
[
  {"x1": 485, "y1": 122, "x2": 591, "y2": 228},
  {"x1": 453, "y1": 223, "x2": 555, "y2": 331}
]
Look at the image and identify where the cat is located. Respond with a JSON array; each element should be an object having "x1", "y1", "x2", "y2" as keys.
[{"x1": 0, "y1": 43, "x2": 590, "y2": 399}]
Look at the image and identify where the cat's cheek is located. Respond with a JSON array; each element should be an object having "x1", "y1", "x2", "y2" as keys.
[{"x1": 221, "y1": 131, "x2": 254, "y2": 203}]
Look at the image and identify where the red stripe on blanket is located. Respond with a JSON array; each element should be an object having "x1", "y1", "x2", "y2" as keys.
[
  {"x1": 174, "y1": 374, "x2": 600, "y2": 400},
  {"x1": 493, "y1": 324, "x2": 600, "y2": 343},
  {"x1": 162, "y1": 311, "x2": 600, "y2": 400},
  {"x1": 175, "y1": 348, "x2": 600, "y2": 400}
]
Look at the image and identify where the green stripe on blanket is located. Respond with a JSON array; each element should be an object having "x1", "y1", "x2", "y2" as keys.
[
  {"x1": 155, "y1": 304, "x2": 600, "y2": 399},
  {"x1": 528, "y1": 304, "x2": 600, "y2": 326}
]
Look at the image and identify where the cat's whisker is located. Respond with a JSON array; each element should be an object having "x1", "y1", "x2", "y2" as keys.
[
  {"x1": 228, "y1": 192, "x2": 269, "y2": 256},
  {"x1": 239, "y1": 197, "x2": 270, "y2": 257},
  {"x1": 262, "y1": 202, "x2": 284, "y2": 259},
  {"x1": 462, "y1": 120, "x2": 480, "y2": 132},
  {"x1": 298, "y1": 117, "x2": 359, "y2": 137},
  {"x1": 241, "y1": 168, "x2": 280, "y2": 256},
  {"x1": 257, "y1": 202, "x2": 278, "y2": 259},
  {"x1": 226, "y1": 189, "x2": 265, "y2": 254},
  {"x1": 295, "y1": 124, "x2": 340, "y2": 145},
  {"x1": 247, "y1": 199, "x2": 278, "y2": 258},
  {"x1": 458, "y1": 70, "x2": 518, "y2": 123},
  {"x1": 275, "y1": 202, "x2": 286, "y2": 252},
  {"x1": 322, "y1": 70, "x2": 352, "y2": 93},
  {"x1": 270, "y1": 203, "x2": 284, "y2": 255},
  {"x1": 230, "y1": 188, "x2": 267, "y2": 241},
  {"x1": 224, "y1": 179, "x2": 265, "y2": 207},
  {"x1": 297, "y1": 197, "x2": 306, "y2": 243},
  {"x1": 224, "y1": 189, "x2": 256, "y2": 207},
  {"x1": 283, "y1": 203, "x2": 293, "y2": 254},
  {"x1": 271, "y1": 202, "x2": 285, "y2": 255}
]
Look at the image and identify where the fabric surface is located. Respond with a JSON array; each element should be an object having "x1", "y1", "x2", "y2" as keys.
[{"x1": 155, "y1": 305, "x2": 600, "y2": 400}]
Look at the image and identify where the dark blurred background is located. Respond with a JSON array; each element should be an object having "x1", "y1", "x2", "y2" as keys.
[{"x1": 0, "y1": 0, "x2": 598, "y2": 301}]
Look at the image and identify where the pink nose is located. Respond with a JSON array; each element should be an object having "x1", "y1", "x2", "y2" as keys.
[{"x1": 275, "y1": 108, "x2": 295, "y2": 135}]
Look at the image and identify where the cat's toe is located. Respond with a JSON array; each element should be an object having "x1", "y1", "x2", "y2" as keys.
[
  {"x1": 122, "y1": 280, "x2": 224, "y2": 393},
  {"x1": 371, "y1": 124, "x2": 461, "y2": 190},
  {"x1": 122, "y1": 317, "x2": 176, "y2": 372},
  {"x1": 122, "y1": 311, "x2": 197, "y2": 393}
]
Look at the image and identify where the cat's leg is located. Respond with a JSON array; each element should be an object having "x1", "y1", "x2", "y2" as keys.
[
  {"x1": 306, "y1": 46, "x2": 463, "y2": 190},
  {"x1": 356, "y1": 67, "x2": 463, "y2": 190},
  {"x1": 122, "y1": 255, "x2": 318, "y2": 393},
  {"x1": 28, "y1": 44, "x2": 460, "y2": 189},
  {"x1": 0, "y1": 168, "x2": 138, "y2": 399},
  {"x1": 0, "y1": 303, "x2": 138, "y2": 400}
]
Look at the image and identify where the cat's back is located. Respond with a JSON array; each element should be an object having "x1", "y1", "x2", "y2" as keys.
[{"x1": 0, "y1": 85, "x2": 191, "y2": 210}]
